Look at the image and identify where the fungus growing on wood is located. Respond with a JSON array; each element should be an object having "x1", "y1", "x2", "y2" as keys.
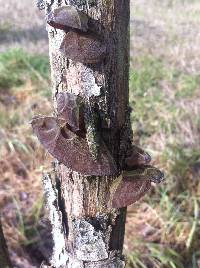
[
  {"x1": 60, "y1": 31, "x2": 107, "y2": 64},
  {"x1": 123, "y1": 166, "x2": 164, "y2": 184},
  {"x1": 125, "y1": 145, "x2": 151, "y2": 167},
  {"x1": 112, "y1": 178, "x2": 151, "y2": 208},
  {"x1": 111, "y1": 166, "x2": 164, "y2": 208},
  {"x1": 56, "y1": 91, "x2": 86, "y2": 136},
  {"x1": 47, "y1": 5, "x2": 89, "y2": 32},
  {"x1": 31, "y1": 115, "x2": 117, "y2": 176}
]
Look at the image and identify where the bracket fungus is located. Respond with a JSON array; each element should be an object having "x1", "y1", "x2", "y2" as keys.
[
  {"x1": 31, "y1": 115, "x2": 117, "y2": 176},
  {"x1": 111, "y1": 166, "x2": 164, "y2": 208},
  {"x1": 56, "y1": 92, "x2": 86, "y2": 136},
  {"x1": 60, "y1": 31, "x2": 107, "y2": 64},
  {"x1": 47, "y1": 6, "x2": 106, "y2": 64},
  {"x1": 46, "y1": 5, "x2": 89, "y2": 32},
  {"x1": 123, "y1": 166, "x2": 164, "y2": 184},
  {"x1": 112, "y1": 178, "x2": 151, "y2": 209},
  {"x1": 125, "y1": 145, "x2": 151, "y2": 167}
]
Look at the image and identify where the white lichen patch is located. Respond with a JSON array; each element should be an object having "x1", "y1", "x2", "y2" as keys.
[
  {"x1": 67, "y1": 256, "x2": 84, "y2": 268},
  {"x1": 48, "y1": 27, "x2": 66, "y2": 52},
  {"x1": 86, "y1": 258, "x2": 125, "y2": 268},
  {"x1": 43, "y1": 173, "x2": 69, "y2": 267},
  {"x1": 73, "y1": 219, "x2": 108, "y2": 261},
  {"x1": 67, "y1": 63, "x2": 101, "y2": 97}
]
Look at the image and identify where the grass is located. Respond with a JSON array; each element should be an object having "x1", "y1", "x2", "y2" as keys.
[
  {"x1": 130, "y1": 56, "x2": 200, "y2": 141},
  {"x1": 0, "y1": 48, "x2": 52, "y2": 263},
  {"x1": 128, "y1": 52, "x2": 200, "y2": 267},
  {"x1": 0, "y1": 49, "x2": 50, "y2": 93},
  {"x1": 128, "y1": 3, "x2": 200, "y2": 263},
  {"x1": 126, "y1": 191, "x2": 200, "y2": 268}
]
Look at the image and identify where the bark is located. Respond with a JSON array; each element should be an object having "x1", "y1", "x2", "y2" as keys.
[
  {"x1": 41, "y1": 1, "x2": 130, "y2": 267},
  {"x1": 0, "y1": 218, "x2": 12, "y2": 268}
]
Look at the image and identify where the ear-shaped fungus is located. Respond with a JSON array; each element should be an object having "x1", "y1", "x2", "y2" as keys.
[
  {"x1": 46, "y1": 5, "x2": 89, "y2": 32},
  {"x1": 111, "y1": 166, "x2": 164, "y2": 208},
  {"x1": 31, "y1": 115, "x2": 117, "y2": 176},
  {"x1": 123, "y1": 166, "x2": 164, "y2": 184},
  {"x1": 60, "y1": 31, "x2": 107, "y2": 64},
  {"x1": 125, "y1": 145, "x2": 151, "y2": 166},
  {"x1": 112, "y1": 178, "x2": 151, "y2": 208},
  {"x1": 56, "y1": 92, "x2": 85, "y2": 135}
]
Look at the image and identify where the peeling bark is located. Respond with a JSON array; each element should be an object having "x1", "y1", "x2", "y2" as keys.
[{"x1": 40, "y1": 0, "x2": 130, "y2": 267}]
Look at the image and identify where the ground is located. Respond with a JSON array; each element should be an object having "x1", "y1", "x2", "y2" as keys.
[{"x1": 0, "y1": 0, "x2": 200, "y2": 267}]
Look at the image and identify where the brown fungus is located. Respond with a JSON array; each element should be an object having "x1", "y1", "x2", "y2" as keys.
[
  {"x1": 110, "y1": 166, "x2": 164, "y2": 208},
  {"x1": 60, "y1": 31, "x2": 107, "y2": 64},
  {"x1": 56, "y1": 92, "x2": 86, "y2": 136},
  {"x1": 122, "y1": 166, "x2": 164, "y2": 184},
  {"x1": 31, "y1": 115, "x2": 117, "y2": 176},
  {"x1": 112, "y1": 178, "x2": 151, "y2": 209},
  {"x1": 125, "y1": 145, "x2": 151, "y2": 167},
  {"x1": 46, "y1": 5, "x2": 89, "y2": 32}
]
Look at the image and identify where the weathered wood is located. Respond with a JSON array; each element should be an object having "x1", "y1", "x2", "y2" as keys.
[
  {"x1": 41, "y1": 0, "x2": 130, "y2": 267},
  {"x1": 0, "y1": 218, "x2": 12, "y2": 268}
]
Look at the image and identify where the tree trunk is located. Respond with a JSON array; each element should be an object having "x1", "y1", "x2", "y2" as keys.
[
  {"x1": 40, "y1": 1, "x2": 130, "y2": 267},
  {"x1": 0, "y1": 218, "x2": 12, "y2": 268}
]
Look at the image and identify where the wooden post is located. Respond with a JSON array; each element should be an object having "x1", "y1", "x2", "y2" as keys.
[
  {"x1": 33, "y1": 1, "x2": 164, "y2": 266},
  {"x1": 35, "y1": 0, "x2": 130, "y2": 267}
]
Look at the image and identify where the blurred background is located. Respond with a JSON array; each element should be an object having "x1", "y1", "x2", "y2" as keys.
[{"x1": 0, "y1": 0, "x2": 200, "y2": 267}]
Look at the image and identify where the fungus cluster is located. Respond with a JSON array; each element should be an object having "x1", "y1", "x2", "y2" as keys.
[
  {"x1": 32, "y1": 5, "x2": 164, "y2": 209},
  {"x1": 47, "y1": 5, "x2": 106, "y2": 64}
]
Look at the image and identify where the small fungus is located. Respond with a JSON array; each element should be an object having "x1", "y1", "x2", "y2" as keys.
[
  {"x1": 125, "y1": 145, "x2": 151, "y2": 167},
  {"x1": 112, "y1": 178, "x2": 151, "y2": 208},
  {"x1": 47, "y1": 5, "x2": 89, "y2": 32},
  {"x1": 60, "y1": 31, "x2": 107, "y2": 64},
  {"x1": 56, "y1": 92, "x2": 86, "y2": 136},
  {"x1": 123, "y1": 166, "x2": 164, "y2": 184}
]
